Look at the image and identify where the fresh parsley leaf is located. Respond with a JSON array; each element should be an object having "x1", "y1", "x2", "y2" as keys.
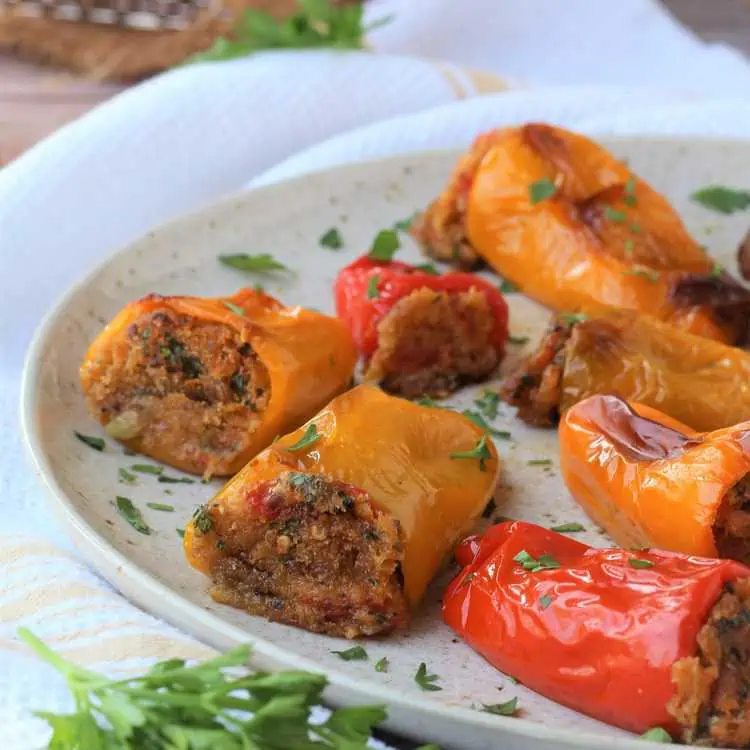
[
  {"x1": 130, "y1": 464, "x2": 163, "y2": 476},
  {"x1": 711, "y1": 262, "x2": 724, "y2": 277},
  {"x1": 481, "y1": 697, "x2": 518, "y2": 716},
  {"x1": 640, "y1": 727, "x2": 673, "y2": 743},
  {"x1": 74, "y1": 431, "x2": 105, "y2": 452},
  {"x1": 394, "y1": 212, "x2": 419, "y2": 232},
  {"x1": 319, "y1": 227, "x2": 343, "y2": 249},
  {"x1": 223, "y1": 301, "x2": 246, "y2": 316},
  {"x1": 192, "y1": 505, "x2": 213, "y2": 535},
  {"x1": 331, "y1": 646, "x2": 368, "y2": 661},
  {"x1": 604, "y1": 206, "x2": 627, "y2": 223},
  {"x1": 219, "y1": 253, "x2": 288, "y2": 274},
  {"x1": 629, "y1": 558, "x2": 655, "y2": 569},
  {"x1": 374, "y1": 657, "x2": 389, "y2": 672},
  {"x1": 692, "y1": 185, "x2": 750, "y2": 215},
  {"x1": 287, "y1": 423, "x2": 321, "y2": 452},
  {"x1": 416, "y1": 395, "x2": 445, "y2": 408},
  {"x1": 513, "y1": 550, "x2": 560, "y2": 572},
  {"x1": 158, "y1": 475, "x2": 196, "y2": 484},
  {"x1": 474, "y1": 390, "x2": 500, "y2": 420},
  {"x1": 624, "y1": 238, "x2": 634, "y2": 255},
  {"x1": 118, "y1": 468, "x2": 137, "y2": 485},
  {"x1": 414, "y1": 662, "x2": 442, "y2": 691},
  {"x1": 624, "y1": 177, "x2": 638, "y2": 207},
  {"x1": 550, "y1": 522, "x2": 585, "y2": 533},
  {"x1": 623, "y1": 266, "x2": 660, "y2": 282},
  {"x1": 461, "y1": 410, "x2": 511, "y2": 439},
  {"x1": 146, "y1": 502, "x2": 175, "y2": 512},
  {"x1": 116, "y1": 497, "x2": 151, "y2": 535},
  {"x1": 413, "y1": 262, "x2": 440, "y2": 275},
  {"x1": 368, "y1": 229, "x2": 401, "y2": 261},
  {"x1": 367, "y1": 275, "x2": 380, "y2": 299},
  {"x1": 528, "y1": 459, "x2": 553, "y2": 467},
  {"x1": 529, "y1": 177, "x2": 557, "y2": 204},
  {"x1": 539, "y1": 594, "x2": 553, "y2": 610},
  {"x1": 558, "y1": 312, "x2": 588, "y2": 325},
  {"x1": 509, "y1": 334, "x2": 529, "y2": 345},
  {"x1": 499, "y1": 278, "x2": 518, "y2": 293},
  {"x1": 450, "y1": 436, "x2": 492, "y2": 471},
  {"x1": 176, "y1": 528, "x2": 185, "y2": 538}
]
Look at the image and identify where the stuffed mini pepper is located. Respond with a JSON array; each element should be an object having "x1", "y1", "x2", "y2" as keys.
[
  {"x1": 444, "y1": 520, "x2": 750, "y2": 746},
  {"x1": 503, "y1": 308, "x2": 750, "y2": 430},
  {"x1": 80, "y1": 289, "x2": 357, "y2": 477},
  {"x1": 412, "y1": 122, "x2": 748, "y2": 344},
  {"x1": 335, "y1": 256, "x2": 509, "y2": 397},
  {"x1": 559, "y1": 394, "x2": 750, "y2": 563},
  {"x1": 184, "y1": 385, "x2": 500, "y2": 638}
]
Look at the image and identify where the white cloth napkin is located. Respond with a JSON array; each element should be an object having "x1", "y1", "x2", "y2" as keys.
[{"x1": 3, "y1": 1, "x2": 750, "y2": 748}]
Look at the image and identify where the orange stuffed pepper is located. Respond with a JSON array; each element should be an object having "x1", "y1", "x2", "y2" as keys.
[
  {"x1": 413, "y1": 122, "x2": 747, "y2": 343},
  {"x1": 559, "y1": 393, "x2": 750, "y2": 563},
  {"x1": 184, "y1": 385, "x2": 500, "y2": 638},
  {"x1": 503, "y1": 308, "x2": 750, "y2": 430},
  {"x1": 80, "y1": 289, "x2": 357, "y2": 477}
]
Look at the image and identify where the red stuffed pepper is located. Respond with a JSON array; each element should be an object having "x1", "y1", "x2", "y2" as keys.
[
  {"x1": 443, "y1": 520, "x2": 750, "y2": 747},
  {"x1": 334, "y1": 256, "x2": 509, "y2": 398}
]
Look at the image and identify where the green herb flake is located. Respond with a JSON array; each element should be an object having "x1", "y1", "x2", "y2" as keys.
[
  {"x1": 394, "y1": 212, "x2": 419, "y2": 232},
  {"x1": 604, "y1": 206, "x2": 627, "y2": 223},
  {"x1": 319, "y1": 227, "x2": 343, "y2": 249},
  {"x1": 480, "y1": 697, "x2": 518, "y2": 716},
  {"x1": 509, "y1": 334, "x2": 530, "y2": 345},
  {"x1": 130, "y1": 464, "x2": 164, "y2": 476},
  {"x1": 630, "y1": 221, "x2": 642, "y2": 234},
  {"x1": 558, "y1": 312, "x2": 588, "y2": 325},
  {"x1": 513, "y1": 549, "x2": 560, "y2": 572},
  {"x1": 624, "y1": 177, "x2": 638, "y2": 207},
  {"x1": 176, "y1": 528, "x2": 185, "y2": 538},
  {"x1": 118, "y1": 468, "x2": 137, "y2": 485},
  {"x1": 116, "y1": 496, "x2": 151, "y2": 535},
  {"x1": 550, "y1": 522, "x2": 585, "y2": 533},
  {"x1": 461, "y1": 410, "x2": 512, "y2": 440},
  {"x1": 624, "y1": 238, "x2": 634, "y2": 256},
  {"x1": 74, "y1": 431, "x2": 105, "y2": 452},
  {"x1": 287, "y1": 423, "x2": 321, "y2": 452},
  {"x1": 529, "y1": 177, "x2": 557, "y2": 205},
  {"x1": 223, "y1": 301, "x2": 246, "y2": 316},
  {"x1": 640, "y1": 727, "x2": 673, "y2": 743},
  {"x1": 691, "y1": 185, "x2": 750, "y2": 215},
  {"x1": 450, "y1": 436, "x2": 492, "y2": 471},
  {"x1": 367, "y1": 274, "x2": 380, "y2": 299},
  {"x1": 414, "y1": 662, "x2": 442, "y2": 692},
  {"x1": 629, "y1": 558, "x2": 655, "y2": 569},
  {"x1": 528, "y1": 459, "x2": 553, "y2": 467},
  {"x1": 374, "y1": 657, "x2": 389, "y2": 673},
  {"x1": 416, "y1": 395, "x2": 444, "y2": 409},
  {"x1": 158, "y1": 475, "x2": 196, "y2": 485},
  {"x1": 474, "y1": 390, "x2": 500, "y2": 420},
  {"x1": 368, "y1": 229, "x2": 401, "y2": 261},
  {"x1": 331, "y1": 646, "x2": 368, "y2": 661},
  {"x1": 413, "y1": 263, "x2": 440, "y2": 275},
  {"x1": 254, "y1": 282, "x2": 266, "y2": 293},
  {"x1": 146, "y1": 502, "x2": 175, "y2": 512},
  {"x1": 506, "y1": 675, "x2": 519, "y2": 685},
  {"x1": 219, "y1": 253, "x2": 288, "y2": 274},
  {"x1": 539, "y1": 595, "x2": 554, "y2": 610},
  {"x1": 711, "y1": 262, "x2": 724, "y2": 277},
  {"x1": 192, "y1": 505, "x2": 213, "y2": 535},
  {"x1": 499, "y1": 278, "x2": 518, "y2": 293},
  {"x1": 623, "y1": 266, "x2": 660, "y2": 283}
]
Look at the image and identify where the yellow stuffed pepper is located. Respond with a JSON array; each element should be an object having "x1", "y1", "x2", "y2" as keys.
[{"x1": 184, "y1": 385, "x2": 501, "y2": 638}]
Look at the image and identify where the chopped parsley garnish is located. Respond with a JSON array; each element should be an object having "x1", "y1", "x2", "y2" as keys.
[
  {"x1": 640, "y1": 727, "x2": 673, "y2": 743},
  {"x1": 146, "y1": 502, "x2": 175, "y2": 512},
  {"x1": 513, "y1": 550, "x2": 560, "y2": 572},
  {"x1": 499, "y1": 278, "x2": 518, "y2": 293},
  {"x1": 624, "y1": 177, "x2": 638, "y2": 207},
  {"x1": 624, "y1": 238, "x2": 634, "y2": 255},
  {"x1": 623, "y1": 267, "x2": 660, "y2": 282},
  {"x1": 509, "y1": 334, "x2": 529, "y2": 345},
  {"x1": 222, "y1": 301, "x2": 246, "y2": 316},
  {"x1": 374, "y1": 657, "x2": 389, "y2": 672},
  {"x1": 450, "y1": 436, "x2": 492, "y2": 471},
  {"x1": 461, "y1": 410, "x2": 511, "y2": 439},
  {"x1": 711, "y1": 262, "x2": 724, "y2": 277},
  {"x1": 480, "y1": 697, "x2": 518, "y2": 716},
  {"x1": 176, "y1": 528, "x2": 185, "y2": 538},
  {"x1": 413, "y1": 262, "x2": 440, "y2": 275},
  {"x1": 550, "y1": 522, "x2": 585, "y2": 533},
  {"x1": 287, "y1": 423, "x2": 321, "y2": 452},
  {"x1": 691, "y1": 185, "x2": 750, "y2": 215},
  {"x1": 474, "y1": 390, "x2": 500, "y2": 420},
  {"x1": 506, "y1": 675, "x2": 519, "y2": 685},
  {"x1": 116, "y1": 497, "x2": 151, "y2": 535},
  {"x1": 219, "y1": 253, "x2": 288, "y2": 273},
  {"x1": 629, "y1": 558, "x2": 655, "y2": 569},
  {"x1": 192, "y1": 505, "x2": 213, "y2": 534},
  {"x1": 366, "y1": 275, "x2": 380, "y2": 299},
  {"x1": 331, "y1": 646, "x2": 368, "y2": 661},
  {"x1": 319, "y1": 227, "x2": 343, "y2": 249},
  {"x1": 368, "y1": 229, "x2": 400, "y2": 261},
  {"x1": 74, "y1": 431, "x2": 105, "y2": 452},
  {"x1": 130, "y1": 463, "x2": 164, "y2": 476},
  {"x1": 414, "y1": 662, "x2": 442, "y2": 691},
  {"x1": 528, "y1": 459, "x2": 553, "y2": 467},
  {"x1": 416, "y1": 396, "x2": 445, "y2": 408},
  {"x1": 529, "y1": 177, "x2": 557, "y2": 205},
  {"x1": 539, "y1": 594, "x2": 553, "y2": 610},
  {"x1": 118, "y1": 468, "x2": 137, "y2": 485},
  {"x1": 158, "y1": 475, "x2": 196, "y2": 484},
  {"x1": 604, "y1": 206, "x2": 627, "y2": 223},
  {"x1": 558, "y1": 312, "x2": 588, "y2": 325},
  {"x1": 394, "y1": 212, "x2": 419, "y2": 232},
  {"x1": 630, "y1": 221, "x2": 642, "y2": 233}
]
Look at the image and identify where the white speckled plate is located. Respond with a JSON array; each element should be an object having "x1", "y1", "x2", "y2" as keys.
[{"x1": 21, "y1": 139, "x2": 750, "y2": 750}]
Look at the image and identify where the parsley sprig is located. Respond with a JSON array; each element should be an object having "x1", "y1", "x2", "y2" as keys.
[
  {"x1": 18, "y1": 629, "x2": 390, "y2": 749},
  {"x1": 513, "y1": 550, "x2": 560, "y2": 572}
]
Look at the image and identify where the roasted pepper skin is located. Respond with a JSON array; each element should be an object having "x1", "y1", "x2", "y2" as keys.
[
  {"x1": 443, "y1": 520, "x2": 750, "y2": 736},
  {"x1": 416, "y1": 123, "x2": 737, "y2": 342},
  {"x1": 81, "y1": 288, "x2": 357, "y2": 475},
  {"x1": 185, "y1": 384, "x2": 500, "y2": 608},
  {"x1": 334, "y1": 256, "x2": 509, "y2": 359},
  {"x1": 504, "y1": 309, "x2": 750, "y2": 431},
  {"x1": 559, "y1": 394, "x2": 750, "y2": 557}
]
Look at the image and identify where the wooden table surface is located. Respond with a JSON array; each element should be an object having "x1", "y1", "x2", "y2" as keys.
[{"x1": 1, "y1": 0, "x2": 749, "y2": 166}]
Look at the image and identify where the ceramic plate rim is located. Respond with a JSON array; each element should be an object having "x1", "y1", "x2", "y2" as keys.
[{"x1": 20, "y1": 141, "x2": 733, "y2": 750}]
